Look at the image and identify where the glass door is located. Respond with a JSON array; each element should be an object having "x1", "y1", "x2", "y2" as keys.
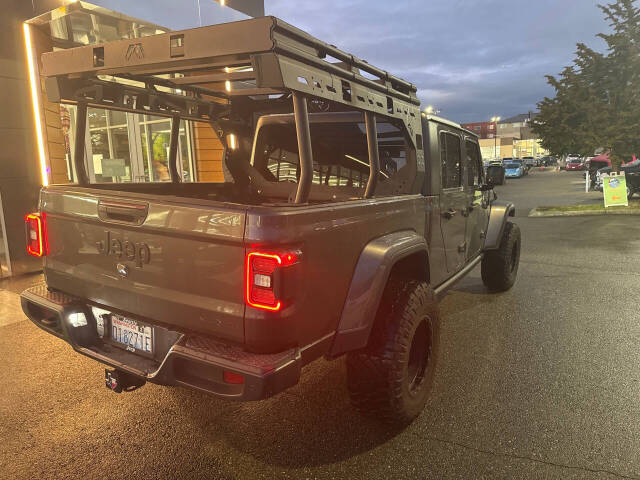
[
  {"x1": 139, "y1": 115, "x2": 194, "y2": 182},
  {"x1": 73, "y1": 108, "x2": 195, "y2": 184},
  {"x1": 87, "y1": 108, "x2": 134, "y2": 183}
]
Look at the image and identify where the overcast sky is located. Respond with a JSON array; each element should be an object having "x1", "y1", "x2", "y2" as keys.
[
  {"x1": 266, "y1": 0, "x2": 611, "y2": 123},
  {"x1": 93, "y1": 0, "x2": 611, "y2": 124}
]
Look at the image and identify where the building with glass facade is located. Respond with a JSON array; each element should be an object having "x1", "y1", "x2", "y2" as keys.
[{"x1": 0, "y1": 0, "x2": 263, "y2": 278}]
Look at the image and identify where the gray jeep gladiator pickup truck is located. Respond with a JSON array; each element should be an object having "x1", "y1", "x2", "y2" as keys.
[{"x1": 21, "y1": 17, "x2": 519, "y2": 424}]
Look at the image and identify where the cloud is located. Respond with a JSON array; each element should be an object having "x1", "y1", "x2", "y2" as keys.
[{"x1": 267, "y1": 0, "x2": 610, "y2": 123}]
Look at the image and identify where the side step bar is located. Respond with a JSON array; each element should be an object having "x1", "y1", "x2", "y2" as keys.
[{"x1": 434, "y1": 254, "x2": 483, "y2": 299}]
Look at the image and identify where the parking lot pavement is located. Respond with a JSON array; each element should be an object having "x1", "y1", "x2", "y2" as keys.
[
  {"x1": 3, "y1": 169, "x2": 640, "y2": 479},
  {"x1": 0, "y1": 290, "x2": 24, "y2": 327},
  {"x1": 493, "y1": 168, "x2": 603, "y2": 216}
]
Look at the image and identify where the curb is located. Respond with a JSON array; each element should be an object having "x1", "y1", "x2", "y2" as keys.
[{"x1": 529, "y1": 208, "x2": 640, "y2": 218}]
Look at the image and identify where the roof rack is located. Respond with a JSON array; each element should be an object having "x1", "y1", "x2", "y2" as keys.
[
  {"x1": 42, "y1": 16, "x2": 421, "y2": 126},
  {"x1": 41, "y1": 16, "x2": 425, "y2": 203}
]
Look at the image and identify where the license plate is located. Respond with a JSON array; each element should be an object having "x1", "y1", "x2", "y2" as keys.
[{"x1": 110, "y1": 315, "x2": 153, "y2": 354}]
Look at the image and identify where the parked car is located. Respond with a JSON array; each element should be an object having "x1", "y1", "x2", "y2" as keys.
[
  {"x1": 540, "y1": 156, "x2": 557, "y2": 167},
  {"x1": 565, "y1": 156, "x2": 584, "y2": 171},
  {"x1": 594, "y1": 159, "x2": 640, "y2": 198},
  {"x1": 19, "y1": 17, "x2": 520, "y2": 425},
  {"x1": 585, "y1": 154, "x2": 612, "y2": 188},
  {"x1": 504, "y1": 160, "x2": 525, "y2": 178},
  {"x1": 485, "y1": 161, "x2": 506, "y2": 185},
  {"x1": 523, "y1": 156, "x2": 537, "y2": 168}
]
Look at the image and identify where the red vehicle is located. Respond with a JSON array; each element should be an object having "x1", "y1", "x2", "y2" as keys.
[{"x1": 565, "y1": 156, "x2": 584, "y2": 171}]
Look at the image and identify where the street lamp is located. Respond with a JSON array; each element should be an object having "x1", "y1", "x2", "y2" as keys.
[
  {"x1": 491, "y1": 116, "x2": 501, "y2": 160},
  {"x1": 424, "y1": 105, "x2": 441, "y2": 115}
]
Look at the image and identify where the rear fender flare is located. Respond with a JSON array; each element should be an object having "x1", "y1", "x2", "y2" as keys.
[
  {"x1": 483, "y1": 202, "x2": 515, "y2": 250},
  {"x1": 328, "y1": 230, "x2": 428, "y2": 357}
]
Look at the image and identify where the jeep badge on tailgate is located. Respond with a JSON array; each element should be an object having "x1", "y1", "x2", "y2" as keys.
[{"x1": 96, "y1": 231, "x2": 151, "y2": 268}]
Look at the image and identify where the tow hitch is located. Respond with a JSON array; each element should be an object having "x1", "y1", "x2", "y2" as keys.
[{"x1": 105, "y1": 369, "x2": 146, "y2": 393}]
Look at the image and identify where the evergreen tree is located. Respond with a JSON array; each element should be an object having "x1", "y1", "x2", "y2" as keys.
[{"x1": 533, "y1": 0, "x2": 640, "y2": 170}]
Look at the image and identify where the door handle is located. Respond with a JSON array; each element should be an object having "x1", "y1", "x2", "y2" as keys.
[
  {"x1": 98, "y1": 200, "x2": 149, "y2": 225},
  {"x1": 442, "y1": 209, "x2": 457, "y2": 220}
]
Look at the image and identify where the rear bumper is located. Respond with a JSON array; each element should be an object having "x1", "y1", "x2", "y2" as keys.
[{"x1": 20, "y1": 285, "x2": 306, "y2": 401}]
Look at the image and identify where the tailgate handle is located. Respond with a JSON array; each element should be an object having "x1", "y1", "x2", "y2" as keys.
[{"x1": 98, "y1": 201, "x2": 148, "y2": 225}]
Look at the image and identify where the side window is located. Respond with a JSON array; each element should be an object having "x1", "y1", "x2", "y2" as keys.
[
  {"x1": 465, "y1": 140, "x2": 483, "y2": 186},
  {"x1": 440, "y1": 131, "x2": 461, "y2": 189}
]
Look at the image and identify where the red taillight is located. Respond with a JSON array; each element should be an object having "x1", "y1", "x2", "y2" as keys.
[
  {"x1": 25, "y1": 213, "x2": 47, "y2": 257},
  {"x1": 245, "y1": 251, "x2": 298, "y2": 312},
  {"x1": 246, "y1": 252, "x2": 282, "y2": 311}
]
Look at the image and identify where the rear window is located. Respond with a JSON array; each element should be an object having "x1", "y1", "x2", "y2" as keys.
[{"x1": 505, "y1": 162, "x2": 520, "y2": 168}]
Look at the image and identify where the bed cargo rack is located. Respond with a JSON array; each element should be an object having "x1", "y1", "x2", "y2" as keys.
[{"x1": 40, "y1": 16, "x2": 424, "y2": 202}]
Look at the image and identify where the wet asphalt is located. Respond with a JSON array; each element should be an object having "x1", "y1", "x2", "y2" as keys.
[{"x1": 2, "y1": 169, "x2": 640, "y2": 480}]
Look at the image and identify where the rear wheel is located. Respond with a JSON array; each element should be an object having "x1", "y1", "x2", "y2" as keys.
[
  {"x1": 481, "y1": 221, "x2": 520, "y2": 292},
  {"x1": 347, "y1": 280, "x2": 440, "y2": 425},
  {"x1": 627, "y1": 186, "x2": 634, "y2": 200}
]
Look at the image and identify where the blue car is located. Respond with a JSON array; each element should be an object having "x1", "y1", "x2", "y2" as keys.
[{"x1": 504, "y1": 161, "x2": 525, "y2": 178}]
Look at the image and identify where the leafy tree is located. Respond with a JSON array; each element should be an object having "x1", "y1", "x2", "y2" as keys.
[{"x1": 533, "y1": 0, "x2": 640, "y2": 170}]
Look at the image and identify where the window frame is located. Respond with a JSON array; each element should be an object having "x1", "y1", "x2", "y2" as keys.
[
  {"x1": 439, "y1": 130, "x2": 463, "y2": 191},
  {"x1": 464, "y1": 137, "x2": 484, "y2": 188}
]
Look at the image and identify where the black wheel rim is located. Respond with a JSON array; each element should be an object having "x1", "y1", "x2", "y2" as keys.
[{"x1": 407, "y1": 319, "x2": 431, "y2": 395}]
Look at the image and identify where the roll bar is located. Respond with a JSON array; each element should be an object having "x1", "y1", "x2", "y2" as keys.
[
  {"x1": 168, "y1": 115, "x2": 181, "y2": 183},
  {"x1": 74, "y1": 101, "x2": 89, "y2": 186}
]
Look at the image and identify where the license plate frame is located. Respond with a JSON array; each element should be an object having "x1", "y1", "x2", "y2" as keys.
[{"x1": 108, "y1": 314, "x2": 154, "y2": 356}]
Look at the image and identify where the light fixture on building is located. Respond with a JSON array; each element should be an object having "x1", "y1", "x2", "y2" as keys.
[
  {"x1": 23, "y1": 23, "x2": 50, "y2": 187},
  {"x1": 225, "y1": 80, "x2": 231, "y2": 92},
  {"x1": 220, "y1": 0, "x2": 226, "y2": 6}
]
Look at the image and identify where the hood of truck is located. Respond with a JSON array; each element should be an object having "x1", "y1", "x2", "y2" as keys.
[{"x1": 40, "y1": 186, "x2": 247, "y2": 343}]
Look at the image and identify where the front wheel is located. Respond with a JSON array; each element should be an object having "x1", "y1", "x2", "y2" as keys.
[
  {"x1": 347, "y1": 281, "x2": 440, "y2": 425},
  {"x1": 481, "y1": 221, "x2": 521, "y2": 292}
]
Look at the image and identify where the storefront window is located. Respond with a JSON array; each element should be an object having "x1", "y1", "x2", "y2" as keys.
[
  {"x1": 74, "y1": 108, "x2": 195, "y2": 184},
  {"x1": 139, "y1": 116, "x2": 193, "y2": 182},
  {"x1": 87, "y1": 107, "x2": 133, "y2": 182}
]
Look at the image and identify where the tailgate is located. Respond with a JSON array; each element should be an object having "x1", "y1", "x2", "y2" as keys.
[{"x1": 41, "y1": 186, "x2": 247, "y2": 343}]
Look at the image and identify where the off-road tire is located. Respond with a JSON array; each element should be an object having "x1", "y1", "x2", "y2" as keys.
[
  {"x1": 481, "y1": 221, "x2": 520, "y2": 292},
  {"x1": 346, "y1": 280, "x2": 440, "y2": 425}
]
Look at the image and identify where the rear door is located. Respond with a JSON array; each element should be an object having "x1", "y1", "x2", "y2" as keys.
[
  {"x1": 439, "y1": 129, "x2": 467, "y2": 273},
  {"x1": 463, "y1": 138, "x2": 490, "y2": 259}
]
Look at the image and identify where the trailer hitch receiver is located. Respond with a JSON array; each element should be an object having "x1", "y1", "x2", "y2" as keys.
[{"x1": 105, "y1": 369, "x2": 146, "y2": 393}]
